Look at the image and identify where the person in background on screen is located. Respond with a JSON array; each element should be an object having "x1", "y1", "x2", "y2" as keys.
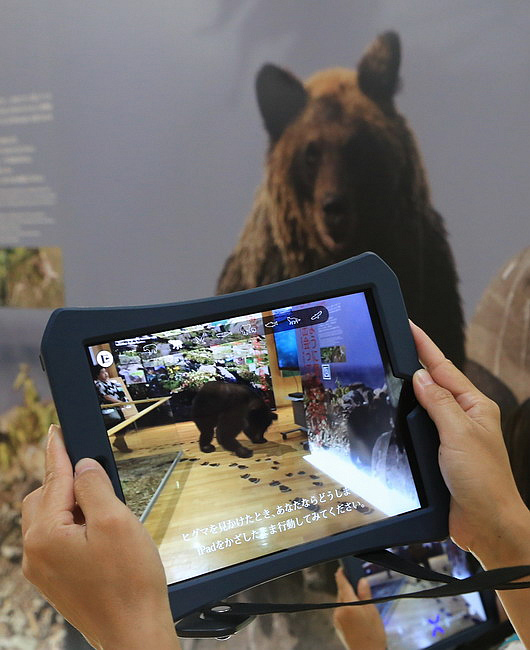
[
  {"x1": 92, "y1": 364, "x2": 132, "y2": 453},
  {"x1": 332, "y1": 323, "x2": 530, "y2": 650},
  {"x1": 21, "y1": 324, "x2": 530, "y2": 650}
]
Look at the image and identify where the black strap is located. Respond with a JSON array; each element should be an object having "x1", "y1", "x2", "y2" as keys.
[
  {"x1": 356, "y1": 548, "x2": 458, "y2": 584},
  {"x1": 205, "y1": 558, "x2": 530, "y2": 618}
]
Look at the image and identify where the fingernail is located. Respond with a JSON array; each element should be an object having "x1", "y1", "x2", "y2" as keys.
[
  {"x1": 75, "y1": 458, "x2": 100, "y2": 477},
  {"x1": 46, "y1": 424, "x2": 57, "y2": 449},
  {"x1": 415, "y1": 368, "x2": 434, "y2": 387},
  {"x1": 47, "y1": 424, "x2": 64, "y2": 450}
]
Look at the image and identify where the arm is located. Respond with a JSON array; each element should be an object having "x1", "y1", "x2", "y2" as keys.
[
  {"x1": 103, "y1": 394, "x2": 122, "y2": 404},
  {"x1": 22, "y1": 425, "x2": 180, "y2": 650},
  {"x1": 411, "y1": 322, "x2": 530, "y2": 647}
]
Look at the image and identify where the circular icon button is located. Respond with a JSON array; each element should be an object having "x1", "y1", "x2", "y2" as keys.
[{"x1": 96, "y1": 350, "x2": 114, "y2": 368}]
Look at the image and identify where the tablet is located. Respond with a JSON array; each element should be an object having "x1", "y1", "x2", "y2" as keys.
[
  {"x1": 342, "y1": 540, "x2": 498, "y2": 650},
  {"x1": 40, "y1": 252, "x2": 449, "y2": 622}
]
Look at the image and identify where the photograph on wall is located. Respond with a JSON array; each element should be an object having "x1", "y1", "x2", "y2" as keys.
[{"x1": 0, "y1": 246, "x2": 64, "y2": 308}]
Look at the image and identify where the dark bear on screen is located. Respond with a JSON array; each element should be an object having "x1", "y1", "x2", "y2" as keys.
[
  {"x1": 192, "y1": 381, "x2": 278, "y2": 458},
  {"x1": 217, "y1": 31, "x2": 465, "y2": 368}
]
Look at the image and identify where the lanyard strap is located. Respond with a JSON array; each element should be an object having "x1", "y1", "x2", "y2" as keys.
[{"x1": 205, "y1": 552, "x2": 530, "y2": 618}]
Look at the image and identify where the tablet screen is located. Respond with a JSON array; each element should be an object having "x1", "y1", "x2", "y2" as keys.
[
  {"x1": 362, "y1": 540, "x2": 488, "y2": 649},
  {"x1": 86, "y1": 290, "x2": 421, "y2": 585}
]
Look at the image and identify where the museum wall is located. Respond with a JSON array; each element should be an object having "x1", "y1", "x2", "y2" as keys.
[{"x1": 1, "y1": 1, "x2": 529, "y2": 412}]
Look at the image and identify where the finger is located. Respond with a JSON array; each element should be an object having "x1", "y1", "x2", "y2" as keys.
[
  {"x1": 21, "y1": 486, "x2": 44, "y2": 535},
  {"x1": 41, "y1": 425, "x2": 75, "y2": 513},
  {"x1": 409, "y1": 320, "x2": 445, "y2": 368},
  {"x1": 413, "y1": 369, "x2": 477, "y2": 444},
  {"x1": 410, "y1": 322, "x2": 481, "y2": 411},
  {"x1": 356, "y1": 577, "x2": 372, "y2": 601},
  {"x1": 335, "y1": 568, "x2": 357, "y2": 602},
  {"x1": 73, "y1": 458, "x2": 123, "y2": 524}
]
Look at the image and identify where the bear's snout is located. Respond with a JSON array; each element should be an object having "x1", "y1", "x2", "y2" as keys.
[{"x1": 322, "y1": 193, "x2": 348, "y2": 240}]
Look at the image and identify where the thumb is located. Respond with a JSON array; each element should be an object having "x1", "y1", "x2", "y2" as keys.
[
  {"x1": 74, "y1": 458, "x2": 122, "y2": 523},
  {"x1": 356, "y1": 577, "x2": 373, "y2": 601}
]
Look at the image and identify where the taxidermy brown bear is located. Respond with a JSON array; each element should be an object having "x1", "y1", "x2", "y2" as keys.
[
  {"x1": 210, "y1": 32, "x2": 467, "y2": 649},
  {"x1": 218, "y1": 31, "x2": 465, "y2": 369}
]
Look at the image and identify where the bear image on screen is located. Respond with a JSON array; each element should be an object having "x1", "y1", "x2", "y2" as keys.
[
  {"x1": 87, "y1": 290, "x2": 420, "y2": 586},
  {"x1": 193, "y1": 381, "x2": 278, "y2": 459}
]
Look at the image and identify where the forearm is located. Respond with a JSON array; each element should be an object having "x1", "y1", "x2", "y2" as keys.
[
  {"x1": 473, "y1": 504, "x2": 530, "y2": 648},
  {"x1": 97, "y1": 608, "x2": 181, "y2": 650},
  {"x1": 104, "y1": 395, "x2": 121, "y2": 404}
]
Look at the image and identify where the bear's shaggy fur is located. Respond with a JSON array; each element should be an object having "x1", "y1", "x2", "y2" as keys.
[
  {"x1": 212, "y1": 32, "x2": 466, "y2": 649},
  {"x1": 218, "y1": 31, "x2": 465, "y2": 368}
]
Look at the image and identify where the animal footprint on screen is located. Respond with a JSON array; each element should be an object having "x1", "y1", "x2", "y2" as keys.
[
  {"x1": 279, "y1": 485, "x2": 292, "y2": 492},
  {"x1": 269, "y1": 480, "x2": 281, "y2": 486},
  {"x1": 312, "y1": 481, "x2": 323, "y2": 486},
  {"x1": 238, "y1": 465, "x2": 248, "y2": 469},
  {"x1": 353, "y1": 503, "x2": 374, "y2": 514},
  {"x1": 285, "y1": 472, "x2": 293, "y2": 477},
  {"x1": 240, "y1": 473, "x2": 250, "y2": 479},
  {"x1": 248, "y1": 477, "x2": 260, "y2": 483}
]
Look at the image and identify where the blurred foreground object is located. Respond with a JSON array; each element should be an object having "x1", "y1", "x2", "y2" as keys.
[{"x1": 0, "y1": 365, "x2": 65, "y2": 648}]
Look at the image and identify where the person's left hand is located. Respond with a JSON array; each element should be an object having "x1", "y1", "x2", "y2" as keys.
[
  {"x1": 333, "y1": 568, "x2": 386, "y2": 650},
  {"x1": 22, "y1": 425, "x2": 180, "y2": 650}
]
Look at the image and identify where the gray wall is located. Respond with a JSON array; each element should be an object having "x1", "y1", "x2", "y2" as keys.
[{"x1": 1, "y1": 0, "x2": 529, "y2": 411}]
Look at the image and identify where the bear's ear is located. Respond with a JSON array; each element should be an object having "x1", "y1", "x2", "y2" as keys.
[
  {"x1": 357, "y1": 31, "x2": 401, "y2": 104},
  {"x1": 256, "y1": 64, "x2": 308, "y2": 143}
]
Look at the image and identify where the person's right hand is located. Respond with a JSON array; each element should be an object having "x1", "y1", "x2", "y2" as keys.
[{"x1": 410, "y1": 322, "x2": 530, "y2": 567}]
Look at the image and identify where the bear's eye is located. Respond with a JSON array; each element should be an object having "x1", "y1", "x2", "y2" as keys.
[{"x1": 304, "y1": 141, "x2": 321, "y2": 168}]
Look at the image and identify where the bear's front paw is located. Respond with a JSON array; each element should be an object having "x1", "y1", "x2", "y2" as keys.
[
  {"x1": 236, "y1": 446, "x2": 253, "y2": 458},
  {"x1": 254, "y1": 437, "x2": 268, "y2": 444},
  {"x1": 200, "y1": 444, "x2": 216, "y2": 453}
]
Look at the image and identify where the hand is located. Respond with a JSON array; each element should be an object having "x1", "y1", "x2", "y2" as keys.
[
  {"x1": 333, "y1": 568, "x2": 386, "y2": 650},
  {"x1": 410, "y1": 322, "x2": 530, "y2": 565},
  {"x1": 22, "y1": 425, "x2": 180, "y2": 650}
]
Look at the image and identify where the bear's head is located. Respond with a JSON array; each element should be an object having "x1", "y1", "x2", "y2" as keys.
[
  {"x1": 256, "y1": 31, "x2": 425, "y2": 259},
  {"x1": 245, "y1": 397, "x2": 278, "y2": 443}
]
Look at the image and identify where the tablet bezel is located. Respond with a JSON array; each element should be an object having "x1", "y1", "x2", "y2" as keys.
[{"x1": 40, "y1": 252, "x2": 449, "y2": 621}]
